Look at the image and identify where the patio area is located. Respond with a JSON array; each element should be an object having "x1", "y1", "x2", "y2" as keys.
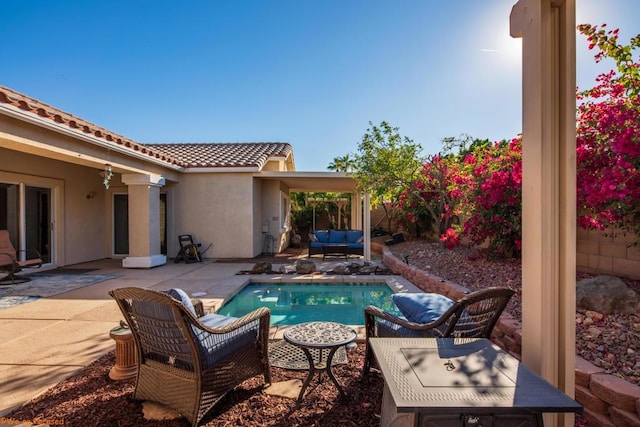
[{"x1": 0, "y1": 256, "x2": 417, "y2": 419}]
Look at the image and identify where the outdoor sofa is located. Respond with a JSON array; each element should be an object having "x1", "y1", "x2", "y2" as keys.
[{"x1": 308, "y1": 229, "x2": 364, "y2": 257}]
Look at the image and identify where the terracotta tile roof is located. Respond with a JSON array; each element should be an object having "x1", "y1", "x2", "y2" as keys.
[
  {"x1": 0, "y1": 85, "x2": 292, "y2": 170},
  {"x1": 148, "y1": 143, "x2": 291, "y2": 168},
  {"x1": 0, "y1": 86, "x2": 185, "y2": 167}
]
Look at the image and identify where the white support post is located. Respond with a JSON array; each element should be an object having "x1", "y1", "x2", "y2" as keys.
[
  {"x1": 121, "y1": 173, "x2": 167, "y2": 268},
  {"x1": 510, "y1": 1, "x2": 576, "y2": 426},
  {"x1": 363, "y1": 192, "x2": 371, "y2": 261}
]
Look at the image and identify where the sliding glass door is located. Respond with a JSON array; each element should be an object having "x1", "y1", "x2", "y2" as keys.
[{"x1": 0, "y1": 182, "x2": 52, "y2": 264}]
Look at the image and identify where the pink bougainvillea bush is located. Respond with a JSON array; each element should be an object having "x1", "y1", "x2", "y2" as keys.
[{"x1": 576, "y1": 24, "x2": 640, "y2": 241}]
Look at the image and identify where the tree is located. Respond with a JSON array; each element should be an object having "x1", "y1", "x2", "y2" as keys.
[
  {"x1": 327, "y1": 154, "x2": 354, "y2": 172},
  {"x1": 352, "y1": 121, "x2": 424, "y2": 232},
  {"x1": 576, "y1": 24, "x2": 640, "y2": 242}
]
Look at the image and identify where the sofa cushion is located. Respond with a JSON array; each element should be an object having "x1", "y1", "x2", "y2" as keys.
[
  {"x1": 329, "y1": 230, "x2": 347, "y2": 244},
  {"x1": 392, "y1": 293, "x2": 454, "y2": 324},
  {"x1": 346, "y1": 230, "x2": 363, "y2": 244},
  {"x1": 314, "y1": 230, "x2": 330, "y2": 243},
  {"x1": 309, "y1": 233, "x2": 319, "y2": 242}
]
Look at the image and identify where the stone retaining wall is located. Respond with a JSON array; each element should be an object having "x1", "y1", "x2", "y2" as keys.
[
  {"x1": 372, "y1": 242, "x2": 640, "y2": 427},
  {"x1": 577, "y1": 227, "x2": 640, "y2": 280}
]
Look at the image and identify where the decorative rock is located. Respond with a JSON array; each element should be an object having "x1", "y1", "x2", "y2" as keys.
[
  {"x1": 586, "y1": 310, "x2": 605, "y2": 321},
  {"x1": 587, "y1": 327, "x2": 603, "y2": 339},
  {"x1": 294, "y1": 259, "x2": 316, "y2": 274},
  {"x1": 577, "y1": 275, "x2": 639, "y2": 314},
  {"x1": 329, "y1": 264, "x2": 351, "y2": 275},
  {"x1": 250, "y1": 262, "x2": 273, "y2": 274},
  {"x1": 359, "y1": 264, "x2": 379, "y2": 275}
]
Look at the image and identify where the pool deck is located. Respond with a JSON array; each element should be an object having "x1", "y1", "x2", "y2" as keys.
[{"x1": 0, "y1": 257, "x2": 420, "y2": 416}]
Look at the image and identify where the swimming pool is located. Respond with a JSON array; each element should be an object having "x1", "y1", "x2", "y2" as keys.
[{"x1": 217, "y1": 282, "x2": 401, "y2": 325}]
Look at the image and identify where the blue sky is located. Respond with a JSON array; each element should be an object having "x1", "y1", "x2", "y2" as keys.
[{"x1": 1, "y1": 1, "x2": 638, "y2": 171}]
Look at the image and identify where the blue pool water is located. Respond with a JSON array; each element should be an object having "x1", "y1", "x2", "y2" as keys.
[{"x1": 217, "y1": 282, "x2": 400, "y2": 325}]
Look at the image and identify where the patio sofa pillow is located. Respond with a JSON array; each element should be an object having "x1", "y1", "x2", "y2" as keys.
[
  {"x1": 309, "y1": 233, "x2": 319, "y2": 242},
  {"x1": 392, "y1": 293, "x2": 454, "y2": 324},
  {"x1": 346, "y1": 230, "x2": 363, "y2": 244},
  {"x1": 329, "y1": 230, "x2": 347, "y2": 244}
]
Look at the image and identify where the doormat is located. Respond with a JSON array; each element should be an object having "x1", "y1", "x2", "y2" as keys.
[
  {"x1": 0, "y1": 273, "x2": 120, "y2": 311},
  {"x1": 268, "y1": 339, "x2": 348, "y2": 370}
]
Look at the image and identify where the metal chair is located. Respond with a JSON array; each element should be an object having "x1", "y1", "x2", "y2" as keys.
[
  {"x1": 109, "y1": 287, "x2": 271, "y2": 426},
  {"x1": 363, "y1": 287, "x2": 515, "y2": 375}
]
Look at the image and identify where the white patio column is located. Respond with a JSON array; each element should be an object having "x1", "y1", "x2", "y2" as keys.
[
  {"x1": 351, "y1": 192, "x2": 363, "y2": 230},
  {"x1": 363, "y1": 192, "x2": 371, "y2": 261},
  {"x1": 510, "y1": 1, "x2": 576, "y2": 427},
  {"x1": 121, "y1": 173, "x2": 167, "y2": 268}
]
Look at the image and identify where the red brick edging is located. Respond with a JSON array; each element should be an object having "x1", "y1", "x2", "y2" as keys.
[{"x1": 372, "y1": 242, "x2": 640, "y2": 427}]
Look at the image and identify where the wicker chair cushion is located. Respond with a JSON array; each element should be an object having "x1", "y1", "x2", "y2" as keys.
[
  {"x1": 392, "y1": 293, "x2": 454, "y2": 324},
  {"x1": 376, "y1": 319, "x2": 441, "y2": 338},
  {"x1": 166, "y1": 288, "x2": 196, "y2": 314},
  {"x1": 196, "y1": 314, "x2": 258, "y2": 368},
  {"x1": 199, "y1": 313, "x2": 237, "y2": 327},
  {"x1": 164, "y1": 290, "x2": 258, "y2": 368}
]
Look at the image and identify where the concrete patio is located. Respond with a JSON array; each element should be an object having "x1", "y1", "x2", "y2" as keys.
[{"x1": 0, "y1": 257, "x2": 419, "y2": 416}]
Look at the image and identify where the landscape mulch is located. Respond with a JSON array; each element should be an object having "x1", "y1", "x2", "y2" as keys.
[{"x1": 7, "y1": 344, "x2": 383, "y2": 427}]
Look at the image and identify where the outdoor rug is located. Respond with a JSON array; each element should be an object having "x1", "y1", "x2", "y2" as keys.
[
  {"x1": 268, "y1": 339, "x2": 348, "y2": 370},
  {"x1": 0, "y1": 272, "x2": 120, "y2": 310}
]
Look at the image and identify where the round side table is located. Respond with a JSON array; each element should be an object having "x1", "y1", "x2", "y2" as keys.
[
  {"x1": 283, "y1": 321, "x2": 357, "y2": 409},
  {"x1": 108, "y1": 324, "x2": 137, "y2": 381}
]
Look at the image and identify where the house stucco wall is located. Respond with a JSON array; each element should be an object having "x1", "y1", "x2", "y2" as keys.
[{"x1": 171, "y1": 172, "x2": 256, "y2": 259}]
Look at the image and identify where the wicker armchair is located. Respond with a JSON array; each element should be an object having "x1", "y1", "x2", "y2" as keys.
[
  {"x1": 363, "y1": 287, "x2": 515, "y2": 374},
  {"x1": 109, "y1": 287, "x2": 271, "y2": 426}
]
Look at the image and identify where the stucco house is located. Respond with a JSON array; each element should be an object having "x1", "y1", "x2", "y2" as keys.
[{"x1": 0, "y1": 85, "x2": 362, "y2": 269}]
